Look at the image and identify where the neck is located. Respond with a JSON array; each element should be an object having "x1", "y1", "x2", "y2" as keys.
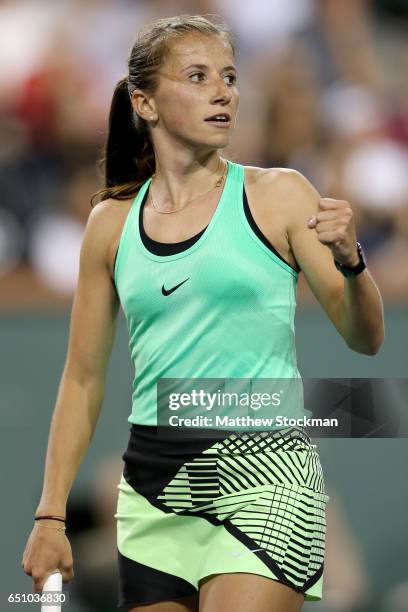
[{"x1": 150, "y1": 147, "x2": 223, "y2": 210}]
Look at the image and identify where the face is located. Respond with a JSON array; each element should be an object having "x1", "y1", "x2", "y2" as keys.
[{"x1": 133, "y1": 33, "x2": 239, "y2": 151}]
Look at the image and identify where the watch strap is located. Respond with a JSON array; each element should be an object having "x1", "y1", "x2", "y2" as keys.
[{"x1": 334, "y1": 242, "x2": 367, "y2": 277}]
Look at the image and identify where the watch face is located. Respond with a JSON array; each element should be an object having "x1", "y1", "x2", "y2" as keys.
[{"x1": 356, "y1": 243, "x2": 367, "y2": 266}]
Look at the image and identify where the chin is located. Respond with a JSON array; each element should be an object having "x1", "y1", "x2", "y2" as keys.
[
  {"x1": 188, "y1": 137, "x2": 230, "y2": 151},
  {"x1": 207, "y1": 133, "x2": 231, "y2": 146},
  {"x1": 204, "y1": 141, "x2": 230, "y2": 152},
  {"x1": 180, "y1": 126, "x2": 231, "y2": 150}
]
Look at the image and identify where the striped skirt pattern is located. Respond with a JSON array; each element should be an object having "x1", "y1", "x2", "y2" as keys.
[{"x1": 115, "y1": 425, "x2": 330, "y2": 608}]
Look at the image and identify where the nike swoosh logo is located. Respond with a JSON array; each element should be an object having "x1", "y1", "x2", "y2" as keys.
[
  {"x1": 232, "y1": 549, "x2": 264, "y2": 559},
  {"x1": 162, "y1": 277, "x2": 190, "y2": 296}
]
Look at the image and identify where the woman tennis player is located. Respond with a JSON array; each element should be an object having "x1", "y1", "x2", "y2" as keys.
[{"x1": 22, "y1": 14, "x2": 384, "y2": 612}]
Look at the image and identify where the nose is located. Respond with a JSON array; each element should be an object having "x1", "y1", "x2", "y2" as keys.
[{"x1": 212, "y1": 75, "x2": 232, "y2": 105}]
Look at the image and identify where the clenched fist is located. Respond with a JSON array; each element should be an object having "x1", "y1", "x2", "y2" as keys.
[{"x1": 307, "y1": 198, "x2": 359, "y2": 267}]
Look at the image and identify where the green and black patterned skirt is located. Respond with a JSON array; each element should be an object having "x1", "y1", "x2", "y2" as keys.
[{"x1": 115, "y1": 425, "x2": 330, "y2": 609}]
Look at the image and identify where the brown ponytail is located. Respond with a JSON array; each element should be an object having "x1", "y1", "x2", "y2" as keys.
[
  {"x1": 90, "y1": 76, "x2": 155, "y2": 206},
  {"x1": 91, "y1": 14, "x2": 235, "y2": 207}
]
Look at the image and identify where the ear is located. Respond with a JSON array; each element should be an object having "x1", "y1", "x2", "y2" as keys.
[{"x1": 131, "y1": 89, "x2": 157, "y2": 122}]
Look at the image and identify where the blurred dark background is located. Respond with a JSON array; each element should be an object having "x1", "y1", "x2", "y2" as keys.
[
  {"x1": 0, "y1": 0, "x2": 407, "y2": 305},
  {"x1": 1, "y1": 1, "x2": 407, "y2": 611}
]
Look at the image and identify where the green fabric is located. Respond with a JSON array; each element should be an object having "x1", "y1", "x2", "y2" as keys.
[
  {"x1": 115, "y1": 473, "x2": 326, "y2": 602},
  {"x1": 114, "y1": 160, "x2": 300, "y2": 426}
]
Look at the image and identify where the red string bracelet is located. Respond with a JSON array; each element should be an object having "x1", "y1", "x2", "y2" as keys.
[{"x1": 34, "y1": 515, "x2": 66, "y2": 523}]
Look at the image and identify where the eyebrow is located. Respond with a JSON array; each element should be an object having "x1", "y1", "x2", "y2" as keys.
[{"x1": 181, "y1": 63, "x2": 237, "y2": 73}]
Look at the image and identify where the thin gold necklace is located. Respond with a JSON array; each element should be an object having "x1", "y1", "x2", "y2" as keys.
[{"x1": 149, "y1": 159, "x2": 227, "y2": 214}]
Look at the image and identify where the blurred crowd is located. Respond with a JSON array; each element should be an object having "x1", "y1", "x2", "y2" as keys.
[{"x1": 0, "y1": 0, "x2": 407, "y2": 307}]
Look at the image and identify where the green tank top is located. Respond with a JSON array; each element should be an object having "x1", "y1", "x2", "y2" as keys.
[{"x1": 114, "y1": 160, "x2": 301, "y2": 426}]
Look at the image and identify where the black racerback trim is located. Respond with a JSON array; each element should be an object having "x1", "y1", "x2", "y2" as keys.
[
  {"x1": 242, "y1": 185, "x2": 298, "y2": 272},
  {"x1": 113, "y1": 182, "x2": 298, "y2": 271}
]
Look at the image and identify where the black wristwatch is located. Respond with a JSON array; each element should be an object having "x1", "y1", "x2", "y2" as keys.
[{"x1": 334, "y1": 242, "x2": 367, "y2": 277}]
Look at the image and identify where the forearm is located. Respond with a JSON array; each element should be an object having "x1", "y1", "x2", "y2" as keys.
[
  {"x1": 35, "y1": 372, "x2": 105, "y2": 516},
  {"x1": 336, "y1": 269, "x2": 384, "y2": 355}
]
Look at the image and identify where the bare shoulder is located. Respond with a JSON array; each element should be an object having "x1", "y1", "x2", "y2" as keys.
[
  {"x1": 90, "y1": 196, "x2": 135, "y2": 231},
  {"x1": 240, "y1": 166, "x2": 317, "y2": 273},
  {"x1": 88, "y1": 196, "x2": 136, "y2": 278},
  {"x1": 244, "y1": 165, "x2": 320, "y2": 202}
]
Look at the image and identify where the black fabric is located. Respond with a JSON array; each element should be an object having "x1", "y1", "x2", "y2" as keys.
[
  {"x1": 139, "y1": 188, "x2": 208, "y2": 255},
  {"x1": 122, "y1": 424, "x2": 233, "y2": 505},
  {"x1": 117, "y1": 548, "x2": 197, "y2": 609}
]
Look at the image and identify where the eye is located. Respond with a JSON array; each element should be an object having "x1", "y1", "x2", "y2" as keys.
[
  {"x1": 189, "y1": 72, "x2": 205, "y2": 82},
  {"x1": 224, "y1": 73, "x2": 237, "y2": 85}
]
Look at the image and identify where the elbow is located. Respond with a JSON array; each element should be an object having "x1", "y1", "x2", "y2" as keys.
[
  {"x1": 368, "y1": 325, "x2": 386, "y2": 355},
  {"x1": 362, "y1": 343, "x2": 382, "y2": 356},
  {"x1": 347, "y1": 331, "x2": 385, "y2": 356},
  {"x1": 348, "y1": 343, "x2": 381, "y2": 356}
]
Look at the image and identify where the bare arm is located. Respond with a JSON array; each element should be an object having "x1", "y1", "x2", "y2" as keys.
[
  {"x1": 22, "y1": 199, "x2": 128, "y2": 592},
  {"x1": 269, "y1": 169, "x2": 384, "y2": 355},
  {"x1": 335, "y1": 266, "x2": 384, "y2": 355},
  {"x1": 35, "y1": 200, "x2": 120, "y2": 517}
]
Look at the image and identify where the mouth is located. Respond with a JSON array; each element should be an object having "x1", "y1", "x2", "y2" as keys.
[{"x1": 204, "y1": 112, "x2": 231, "y2": 128}]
